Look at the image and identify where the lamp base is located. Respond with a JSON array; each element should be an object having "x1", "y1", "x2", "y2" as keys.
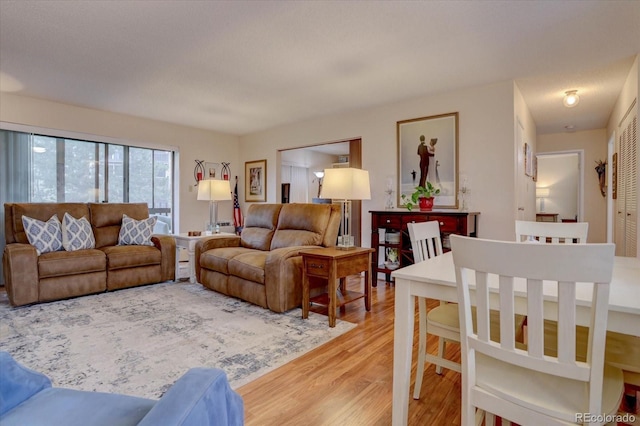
[{"x1": 337, "y1": 235, "x2": 356, "y2": 250}]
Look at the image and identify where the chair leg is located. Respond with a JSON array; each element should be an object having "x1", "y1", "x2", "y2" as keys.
[
  {"x1": 435, "y1": 337, "x2": 446, "y2": 375},
  {"x1": 413, "y1": 296, "x2": 428, "y2": 400}
]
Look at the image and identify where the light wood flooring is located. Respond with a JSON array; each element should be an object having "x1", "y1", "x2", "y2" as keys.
[{"x1": 238, "y1": 276, "x2": 464, "y2": 426}]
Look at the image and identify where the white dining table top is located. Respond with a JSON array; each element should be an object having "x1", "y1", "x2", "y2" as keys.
[{"x1": 392, "y1": 252, "x2": 640, "y2": 332}]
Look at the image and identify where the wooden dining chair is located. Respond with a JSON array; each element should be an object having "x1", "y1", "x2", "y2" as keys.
[
  {"x1": 451, "y1": 235, "x2": 623, "y2": 426},
  {"x1": 408, "y1": 222, "x2": 525, "y2": 400},
  {"x1": 515, "y1": 220, "x2": 588, "y2": 244}
]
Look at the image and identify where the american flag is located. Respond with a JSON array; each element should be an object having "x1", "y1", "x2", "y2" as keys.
[{"x1": 233, "y1": 177, "x2": 244, "y2": 235}]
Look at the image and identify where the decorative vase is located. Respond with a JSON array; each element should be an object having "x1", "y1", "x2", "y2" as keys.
[{"x1": 418, "y1": 197, "x2": 434, "y2": 211}]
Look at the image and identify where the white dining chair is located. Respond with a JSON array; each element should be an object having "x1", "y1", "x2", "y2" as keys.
[
  {"x1": 451, "y1": 235, "x2": 623, "y2": 426},
  {"x1": 515, "y1": 220, "x2": 588, "y2": 244},
  {"x1": 408, "y1": 221, "x2": 458, "y2": 400},
  {"x1": 408, "y1": 222, "x2": 524, "y2": 400}
]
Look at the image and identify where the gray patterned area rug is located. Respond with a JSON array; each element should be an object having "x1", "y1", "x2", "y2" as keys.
[{"x1": 0, "y1": 282, "x2": 356, "y2": 398}]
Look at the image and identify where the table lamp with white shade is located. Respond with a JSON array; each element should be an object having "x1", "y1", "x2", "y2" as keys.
[
  {"x1": 197, "y1": 179, "x2": 231, "y2": 233},
  {"x1": 320, "y1": 168, "x2": 371, "y2": 249},
  {"x1": 536, "y1": 187, "x2": 550, "y2": 212}
]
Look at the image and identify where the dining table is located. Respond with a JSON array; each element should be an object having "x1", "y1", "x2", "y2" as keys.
[{"x1": 390, "y1": 252, "x2": 640, "y2": 425}]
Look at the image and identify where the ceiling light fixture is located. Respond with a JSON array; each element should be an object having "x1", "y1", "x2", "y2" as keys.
[{"x1": 563, "y1": 90, "x2": 580, "y2": 108}]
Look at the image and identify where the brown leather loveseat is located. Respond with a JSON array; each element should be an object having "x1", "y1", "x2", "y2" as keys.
[
  {"x1": 195, "y1": 203, "x2": 341, "y2": 313},
  {"x1": 3, "y1": 202, "x2": 175, "y2": 306}
]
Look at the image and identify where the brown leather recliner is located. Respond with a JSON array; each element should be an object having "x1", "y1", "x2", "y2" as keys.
[
  {"x1": 3, "y1": 202, "x2": 175, "y2": 306},
  {"x1": 195, "y1": 203, "x2": 341, "y2": 313}
]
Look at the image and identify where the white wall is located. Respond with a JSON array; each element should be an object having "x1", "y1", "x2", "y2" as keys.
[
  {"x1": 537, "y1": 154, "x2": 579, "y2": 220},
  {"x1": 0, "y1": 93, "x2": 240, "y2": 233},
  {"x1": 538, "y1": 129, "x2": 608, "y2": 243},
  {"x1": 240, "y1": 80, "x2": 518, "y2": 243},
  {"x1": 514, "y1": 83, "x2": 538, "y2": 224}
]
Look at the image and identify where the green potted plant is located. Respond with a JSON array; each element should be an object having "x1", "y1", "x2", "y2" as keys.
[{"x1": 401, "y1": 182, "x2": 441, "y2": 211}]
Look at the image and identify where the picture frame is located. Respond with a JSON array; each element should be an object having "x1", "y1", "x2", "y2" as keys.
[
  {"x1": 524, "y1": 143, "x2": 533, "y2": 177},
  {"x1": 245, "y1": 159, "x2": 267, "y2": 202},
  {"x1": 204, "y1": 162, "x2": 220, "y2": 179},
  {"x1": 397, "y1": 112, "x2": 459, "y2": 209}
]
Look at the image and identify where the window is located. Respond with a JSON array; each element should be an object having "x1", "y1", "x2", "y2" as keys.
[{"x1": 0, "y1": 129, "x2": 176, "y2": 283}]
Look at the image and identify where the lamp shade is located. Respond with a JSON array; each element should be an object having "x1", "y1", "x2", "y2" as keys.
[
  {"x1": 197, "y1": 179, "x2": 232, "y2": 201},
  {"x1": 320, "y1": 168, "x2": 371, "y2": 200},
  {"x1": 536, "y1": 187, "x2": 550, "y2": 198}
]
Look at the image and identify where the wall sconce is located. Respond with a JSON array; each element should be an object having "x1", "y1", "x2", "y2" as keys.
[
  {"x1": 313, "y1": 171, "x2": 325, "y2": 198},
  {"x1": 536, "y1": 187, "x2": 550, "y2": 212},
  {"x1": 563, "y1": 90, "x2": 580, "y2": 108}
]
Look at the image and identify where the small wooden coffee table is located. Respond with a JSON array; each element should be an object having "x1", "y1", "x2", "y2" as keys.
[{"x1": 300, "y1": 247, "x2": 374, "y2": 327}]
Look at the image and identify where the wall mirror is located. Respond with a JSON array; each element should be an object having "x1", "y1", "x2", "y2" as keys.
[{"x1": 397, "y1": 112, "x2": 459, "y2": 208}]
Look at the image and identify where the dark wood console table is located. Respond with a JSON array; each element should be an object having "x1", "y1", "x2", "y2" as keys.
[{"x1": 370, "y1": 210, "x2": 479, "y2": 286}]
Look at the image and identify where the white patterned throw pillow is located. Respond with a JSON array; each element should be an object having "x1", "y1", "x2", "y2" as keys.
[
  {"x1": 118, "y1": 214, "x2": 157, "y2": 246},
  {"x1": 21, "y1": 214, "x2": 63, "y2": 255},
  {"x1": 62, "y1": 212, "x2": 96, "y2": 251}
]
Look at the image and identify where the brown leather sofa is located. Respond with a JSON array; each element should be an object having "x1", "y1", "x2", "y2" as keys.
[
  {"x1": 195, "y1": 203, "x2": 341, "y2": 313},
  {"x1": 3, "y1": 202, "x2": 176, "y2": 307}
]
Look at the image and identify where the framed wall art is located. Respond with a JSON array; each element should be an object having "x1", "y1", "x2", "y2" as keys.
[
  {"x1": 524, "y1": 142, "x2": 533, "y2": 178},
  {"x1": 397, "y1": 112, "x2": 459, "y2": 208},
  {"x1": 245, "y1": 159, "x2": 267, "y2": 202},
  {"x1": 204, "y1": 162, "x2": 220, "y2": 179}
]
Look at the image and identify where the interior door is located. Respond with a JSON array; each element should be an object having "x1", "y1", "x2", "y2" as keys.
[{"x1": 515, "y1": 120, "x2": 526, "y2": 220}]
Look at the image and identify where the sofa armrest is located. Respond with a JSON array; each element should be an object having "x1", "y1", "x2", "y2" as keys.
[
  {"x1": 151, "y1": 235, "x2": 176, "y2": 282},
  {"x1": 2, "y1": 243, "x2": 40, "y2": 306},
  {"x1": 264, "y1": 245, "x2": 320, "y2": 312},
  {"x1": 137, "y1": 368, "x2": 243, "y2": 426},
  {"x1": 0, "y1": 352, "x2": 52, "y2": 417}
]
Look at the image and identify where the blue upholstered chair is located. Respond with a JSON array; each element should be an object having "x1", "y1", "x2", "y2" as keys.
[{"x1": 0, "y1": 352, "x2": 244, "y2": 426}]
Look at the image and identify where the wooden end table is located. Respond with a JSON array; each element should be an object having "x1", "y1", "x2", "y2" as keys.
[{"x1": 300, "y1": 247, "x2": 374, "y2": 327}]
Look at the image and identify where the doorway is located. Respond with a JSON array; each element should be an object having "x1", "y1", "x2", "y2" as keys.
[
  {"x1": 278, "y1": 139, "x2": 363, "y2": 245},
  {"x1": 535, "y1": 151, "x2": 584, "y2": 222}
]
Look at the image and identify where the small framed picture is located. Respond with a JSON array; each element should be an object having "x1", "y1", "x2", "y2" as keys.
[
  {"x1": 204, "y1": 162, "x2": 220, "y2": 179},
  {"x1": 524, "y1": 143, "x2": 533, "y2": 177},
  {"x1": 245, "y1": 159, "x2": 267, "y2": 202}
]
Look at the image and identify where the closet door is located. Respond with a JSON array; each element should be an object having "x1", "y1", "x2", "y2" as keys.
[
  {"x1": 624, "y1": 115, "x2": 637, "y2": 256},
  {"x1": 616, "y1": 111, "x2": 638, "y2": 257}
]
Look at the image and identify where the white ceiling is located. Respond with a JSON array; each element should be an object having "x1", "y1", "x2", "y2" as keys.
[{"x1": 1, "y1": 1, "x2": 639, "y2": 136}]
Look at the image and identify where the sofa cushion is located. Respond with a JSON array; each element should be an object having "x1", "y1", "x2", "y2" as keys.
[
  {"x1": 89, "y1": 203, "x2": 150, "y2": 248},
  {"x1": 62, "y1": 213, "x2": 96, "y2": 251},
  {"x1": 8, "y1": 203, "x2": 89, "y2": 245},
  {"x1": 101, "y1": 245, "x2": 161, "y2": 270},
  {"x1": 21, "y1": 214, "x2": 63, "y2": 255},
  {"x1": 38, "y1": 249, "x2": 106, "y2": 278},
  {"x1": 200, "y1": 247, "x2": 255, "y2": 275},
  {"x1": 270, "y1": 204, "x2": 331, "y2": 249},
  {"x1": 228, "y1": 251, "x2": 267, "y2": 284},
  {"x1": 0, "y1": 388, "x2": 155, "y2": 426},
  {"x1": 118, "y1": 214, "x2": 156, "y2": 246},
  {"x1": 240, "y1": 204, "x2": 282, "y2": 251}
]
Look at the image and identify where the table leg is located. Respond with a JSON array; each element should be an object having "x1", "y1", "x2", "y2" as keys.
[
  {"x1": 328, "y1": 261, "x2": 337, "y2": 328},
  {"x1": 187, "y1": 245, "x2": 196, "y2": 283},
  {"x1": 175, "y1": 246, "x2": 181, "y2": 282},
  {"x1": 392, "y1": 279, "x2": 414, "y2": 426},
  {"x1": 302, "y1": 264, "x2": 310, "y2": 320},
  {"x1": 365, "y1": 256, "x2": 372, "y2": 311}
]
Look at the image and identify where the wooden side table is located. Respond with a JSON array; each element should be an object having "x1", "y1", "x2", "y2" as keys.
[
  {"x1": 173, "y1": 233, "x2": 235, "y2": 283},
  {"x1": 300, "y1": 247, "x2": 374, "y2": 327}
]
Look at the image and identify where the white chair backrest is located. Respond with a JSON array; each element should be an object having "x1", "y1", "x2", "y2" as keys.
[
  {"x1": 450, "y1": 235, "x2": 615, "y2": 418},
  {"x1": 515, "y1": 220, "x2": 588, "y2": 244},
  {"x1": 407, "y1": 221, "x2": 443, "y2": 262}
]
